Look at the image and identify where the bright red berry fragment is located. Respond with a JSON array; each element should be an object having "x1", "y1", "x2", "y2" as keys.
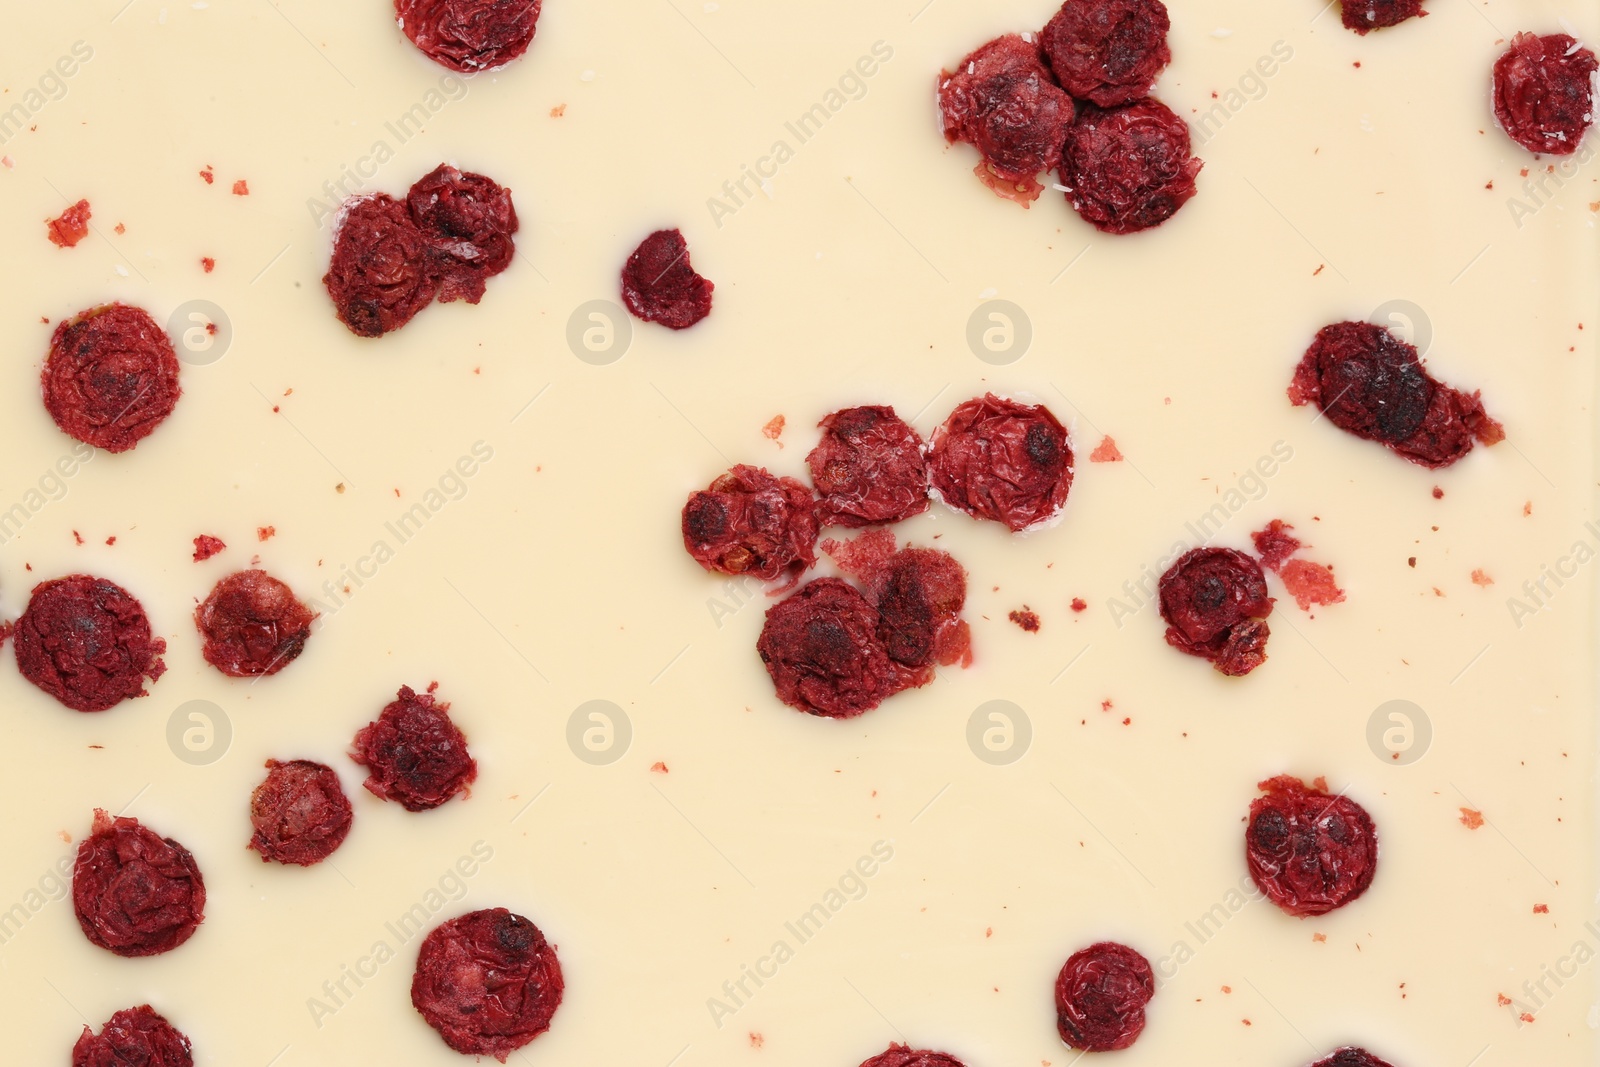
[{"x1": 621, "y1": 228, "x2": 713, "y2": 329}]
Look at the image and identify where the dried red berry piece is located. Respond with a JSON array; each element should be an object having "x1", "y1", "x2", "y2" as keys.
[
  {"x1": 196, "y1": 569, "x2": 316, "y2": 678},
  {"x1": 1340, "y1": 0, "x2": 1425, "y2": 33},
  {"x1": 1247, "y1": 775, "x2": 1379, "y2": 917},
  {"x1": 807, "y1": 405, "x2": 930, "y2": 528},
  {"x1": 73, "y1": 1005, "x2": 193, "y2": 1067},
  {"x1": 324, "y1": 193, "x2": 440, "y2": 337},
  {"x1": 928, "y1": 394, "x2": 1073, "y2": 532},
  {"x1": 1061, "y1": 97, "x2": 1202, "y2": 234},
  {"x1": 412, "y1": 908, "x2": 563, "y2": 1060},
  {"x1": 1041, "y1": 0, "x2": 1172, "y2": 107},
  {"x1": 1159, "y1": 548, "x2": 1273, "y2": 676},
  {"x1": 938, "y1": 34, "x2": 1076, "y2": 204},
  {"x1": 73, "y1": 810, "x2": 205, "y2": 957},
  {"x1": 1492, "y1": 32, "x2": 1598, "y2": 155},
  {"x1": 48, "y1": 198, "x2": 93, "y2": 248},
  {"x1": 248, "y1": 759, "x2": 354, "y2": 866},
  {"x1": 1289, "y1": 321, "x2": 1504, "y2": 469},
  {"x1": 42, "y1": 303, "x2": 182, "y2": 453},
  {"x1": 397, "y1": 0, "x2": 540, "y2": 72},
  {"x1": 1054, "y1": 941, "x2": 1155, "y2": 1051},
  {"x1": 757, "y1": 577, "x2": 891, "y2": 718},
  {"x1": 858, "y1": 1044, "x2": 968, "y2": 1067},
  {"x1": 351, "y1": 685, "x2": 477, "y2": 811},
  {"x1": 14, "y1": 575, "x2": 167, "y2": 712},
  {"x1": 407, "y1": 163, "x2": 519, "y2": 304},
  {"x1": 621, "y1": 228, "x2": 713, "y2": 329},
  {"x1": 191, "y1": 534, "x2": 226, "y2": 562},
  {"x1": 1309, "y1": 1048, "x2": 1397, "y2": 1067},
  {"x1": 682, "y1": 464, "x2": 820, "y2": 587}
]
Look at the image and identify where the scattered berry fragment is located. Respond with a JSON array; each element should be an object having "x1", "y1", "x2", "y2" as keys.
[
  {"x1": 192, "y1": 535, "x2": 226, "y2": 561},
  {"x1": 73, "y1": 810, "x2": 205, "y2": 956},
  {"x1": 351, "y1": 685, "x2": 478, "y2": 811},
  {"x1": 47, "y1": 199, "x2": 92, "y2": 247},
  {"x1": 412, "y1": 908, "x2": 563, "y2": 1060},
  {"x1": 1159, "y1": 548, "x2": 1273, "y2": 675},
  {"x1": 1054, "y1": 941, "x2": 1155, "y2": 1051},
  {"x1": 1492, "y1": 32, "x2": 1598, "y2": 156},
  {"x1": 1340, "y1": 0, "x2": 1426, "y2": 34},
  {"x1": 1459, "y1": 807, "x2": 1485, "y2": 829},
  {"x1": 939, "y1": 34, "x2": 1075, "y2": 204},
  {"x1": 1247, "y1": 775, "x2": 1378, "y2": 916},
  {"x1": 621, "y1": 228, "x2": 713, "y2": 328}
]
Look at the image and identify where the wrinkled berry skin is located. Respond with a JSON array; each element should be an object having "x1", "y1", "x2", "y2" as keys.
[
  {"x1": 43, "y1": 303, "x2": 182, "y2": 453},
  {"x1": 196, "y1": 570, "x2": 316, "y2": 678},
  {"x1": 1041, "y1": 0, "x2": 1171, "y2": 106},
  {"x1": 73, "y1": 810, "x2": 206, "y2": 957},
  {"x1": 1247, "y1": 775, "x2": 1379, "y2": 917},
  {"x1": 351, "y1": 686, "x2": 478, "y2": 812},
  {"x1": 1054, "y1": 941, "x2": 1156, "y2": 1051},
  {"x1": 807, "y1": 405, "x2": 930, "y2": 528},
  {"x1": 396, "y1": 0, "x2": 541, "y2": 72},
  {"x1": 1340, "y1": 0, "x2": 1426, "y2": 34},
  {"x1": 1158, "y1": 548, "x2": 1273, "y2": 676},
  {"x1": 14, "y1": 574, "x2": 167, "y2": 712},
  {"x1": 412, "y1": 908, "x2": 563, "y2": 1061},
  {"x1": 939, "y1": 34, "x2": 1076, "y2": 204},
  {"x1": 73, "y1": 1005, "x2": 193, "y2": 1067},
  {"x1": 248, "y1": 759, "x2": 354, "y2": 866},
  {"x1": 1061, "y1": 97, "x2": 1202, "y2": 234},
  {"x1": 757, "y1": 578, "x2": 892, "y2": 718},
  {"x1": 928, "y1": 394, "x2": 1073, "y2": 532},
  {"x1": 682, "y1": 464, "x2": 820, "y2": 587},
  {"x1": 621, "y1": 228, "x2": 713, "y2": 329},
  {"x1": 1309, "y1": 1048, "x2": 1398, "y2": 1067},
  {"x1": 1493, "y1": 32, "x2": 1597, "y2": 155},
  {"x1": 858, "y1": 1044, "x2": 969, "y2": 1067},
  {"x1": 324, "y1": 193, "x2": 440, "y2": 337},
  {"x1": 407, "y1": 164, "x2": 519, "y2": 304}
]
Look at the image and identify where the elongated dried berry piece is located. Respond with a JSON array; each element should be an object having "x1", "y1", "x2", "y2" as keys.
[
  {"x1": 324, "y1": 193, "x2": 440, "y2": 337},
  {"x1": 43, "y1": 303, "x2": 182, "y2": 453},
  {"x1": 1061, "y1": 97, "x2": 1202, "y2": 234},
  {"x1": 1041, "y1": 0, "x2": 1171, "y2": 106},
  {"x1": 14, "y1": 574, "x2": 167, "y2": 712},
  {"x1": 1055, "y1": 941, "x2": 1155, "y2": 1051},
  {"x1": 757, "y1": 577, "x2": 891, "y2": 718},
  {"x1": 407, "y1": 163, "x2": 519, "y2": 303},
  {"x1": 858, "y1": 1044, "x2": 968, "y2": 1067},
  {"x1": 621, "y1": 228, "x2": 713, "y2": 329},
  {"x1": 196, "y1": 569, "x2": 316, "y2": 677},
  {"x1": 939, "y1": 34, "x2": 1075, "y2": 204},
  {"x1": 807, "y1": 405, "x2": 930, "y2": 528},
  {"x1": 73, "y1": 810, "x2": 205, "y2": 957},
  {"x1": 351, "y1": 685, "x2": 477, "y2": 811},
  {"x1": 412, "y1": 908, "x2": 563, "y2": 1060},
  {"x1": 682, "y1": 464, "x2": 819, "y2": 587},
  {"x1": 1492, "y1": 32, "x2": 1598, "y2": 155},
  {"x1": 1289, "y1": 321, "x2": 1503, "y2": 469},
  {"x1": 1309, "y1": 1048, "x2": 1397, "y2": 1067},
  {"x1": 1159, "y1": 548, "x2": 1272, "y2": 676},
  {"x1": 249, "y1": 759, "x2": 354, "y2": 866},
  {"x1": 1340, "y1": 0, "x2": 1425, "y2": 33},
  {"x1": 928, "y1": 394, "x2": 1072, "y2": 532},
  {"x1": 396, "y1": 0, "x2": 541, "y2": 72},
  {"x1": 1247, "y1": 775, "x2": 1378, "y2": 917},
  {"x1": 73, "y1": 1005, "x2": 193, "y2": 1067}
]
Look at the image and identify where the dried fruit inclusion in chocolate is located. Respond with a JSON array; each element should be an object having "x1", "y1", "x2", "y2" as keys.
[
  {"x1": 73, "y1": 810, "x2": 206, "y2": 957},
  {"x1": 73, "y1": 1005, "x2": 194, "y2": 1067},
  {"x1": 927, "y1": 393, "x2": 1073, "y2": 531},
  {"x1": 351, "y1": 685, "x2": 478, "y2": 811},
  {"x1": 939, "y1": 34, "x2": 1076, "y2": 204},
  {"x1": 857, "y1": 1044, "x2": 969, "y2": 1067},
  {"x1": 249, "y1": 759, "x2": 354, "y2": 866},
  {"x1": 1340, "y1": 0, "x2": 1426, "y2": 34},
  {"x1": 1158, "y1": 547, "x2": 1273, "y2": 676},
  {"x1": 14, "y1": 574, "x2": 167, "y2": 712},
  {"x1": 682, "y1": 464, "x2": 819, "y2": 587},
  {"x1": 1247, "y1": 775, "x2": 1379, "y2": 917},
  {"x1": 621, "y1": 228, "x2": 713, "y2": 329},
  {"x1": 807, "y1": 405, "x2": 930, "y2": 528},
  {"x1": 42, "y1": 303, "x2": 182, "y2": 453},
  {"x1": 1054, "y1": 941, "x2": 1156, "y2": 1051},
  {"x1": 1492, "y1": 32, "x2": 1598, "y2": 155},
  {"x1": 411, "y1": 908, "x2": 563, "y2": 1061},
  {"x1": 396, "y1": 0, "x2": 542, "y2": 73},
  {"x1": 1060, "y1": 97, "x2": 1202, "y2": 234},
  {"x1": 1041, "y1": 0, "x2": 1172, "y2": 106}
]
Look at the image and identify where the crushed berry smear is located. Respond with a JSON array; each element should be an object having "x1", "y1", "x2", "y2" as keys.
[
  {"x1": 1009, "y1": 608, "x2": 1041, "y2": 632},
  {"x1": 1308, "y1": 1049, "x2": 1397, "y2": 1067},
  {"x1": 351, "y1": 686, "x2": 478, "y2": 811},
  {"x1": 938, "y1": 34, "x2": 1075, "y2": 204},
  {"x1": 807, "y1": 405, "x2": 930, "y2": 528},
  {"x1": 324, "y1": 193, "x2": 440, "y2": 337},
  {"x1": 1248, "y1": 775, "x2": 1378, "y2": 917},
  {"x1": 757, "y1": 577, "x2": 891, "y2": 718},
  {"x1": 682, "y1": 464, "x2": 819, "y2": 587},
  {"x1": 406, "y1": 163, "x2": 519, "y2": 304},
  {"x1": 1055, "y1": 941, "x2": 1155, "y2": 1051},
  {"x1": 1159, "y1": 548, "x2": 1273, "y2": 676},
  {"x1": 1252, "y1": 519, "x2": 1345, "y2": 611},
  {"x1": 15, "y1": 575, "x2": 167, "y2": 712},
  {"x1": 858, "y1": 1044, "x2": 968, "y2": 1067},
  {"x1": 73, "y1": 810, "x2": 205, "y2": 957},
  {"x1": 412, "y1": 908, "x2": 563, "y2": 1060},
  {"x1": 73, "y1": 1005, "x2": 193, "y2": 1067},
  {"x1": 1089, "y1": 435, "x2": 1124, "y2": 462},
  {"x1": 621, "y1": 228, "x2": 713, "y2": 329},
  {"x1": 1251, "y1": 519, "x2": 1302, "y2": 572},
  {"x1": 43, "y1": 303, "x2": 182, "y2": 453},
  {"x1": 47, "y1": 199, "x2": 92, "y2": 247},
  {"x1": 1290, "y1": 321, "x2": 1503, "y2": 468},
  {"x1": 1341, "y1": 0, "x2": 1426, "y2": 34},
  {"x1": 1493, "y1": 32, "x2": 1598, "y2": 155},
  {"x1": 396, "y1": 0, "x2": 542, "y2": 72},
  {"x1": 249, "y1": 759, "x2": 353, "y2": 866},
  {"x1": 232, "y1": 179, "x2": 249, "y2": 195},
  {"x1": 1041, "y1": 0, "x2": 1172, "y2": 106},
  {"x1": 928, "y1": 394, "x2": 1073, "y2": 532},
  {"x1": 195, "y1": 569, "x2": 316, "y2": 678},
  {"x1": 1061, "y1": 97, "x2": 1202, "y2": 234}
]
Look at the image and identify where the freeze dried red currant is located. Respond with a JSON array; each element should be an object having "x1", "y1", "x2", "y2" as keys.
[
  {"x1": 928, "y1": 394, "x2": 1072, "y2": 532},
  {"x1": 858, "y1": 1044, "x2": 968, "y2": 1067},
  {"x1": 1247, "y1": 775, "x2": 1379, "y2": 917},
  {"x1": 621, "y1": 228, "x2": 713, "y2": 329},
  {"x1": 351, "y1": 685, "x2": 477, "y2": 811},
  {"x1": 806, "y1": 405, "x2": 930, "y2": 528},
  {"x1": 1055, "y1": 941, "x2": 1155, "y2": 1052},
  {"x1": 1289, "y1": 321, "x2": 1503, "y2": 469},
  {"x1": 396, "y1": 0, "x2": 541, "y2": 72},
  {"x1": 1493, "y1": 32, "x2": 1598, "y2": 155},
  {"x1": 939, "y1": 34, "x2": 1076, "y2": 204},
  {"x1": 248, "y1": 759, "x2": 354, "y2": 866},
  {"x1": 1158, "y1": 548, "x2": 1273, "y2": 676},
  {"x1": 1061, "y1": 97, "x2": 1202, "y2": 233},
  {"x1": 1309, "y1": 1048, "x2": 1397, "y2": 1067},
  {"x1": 682, "y1": 464, "x2": 820, "y2": 587},
  {"x1": 757, "y1": 577, "x2": 891, "y2": 718},
  {"x1": 412, "y1": 908, "x2": 564, "y2": 1061},
  {"x1": 73, "y1": 1005, "x2": 193, "y2": 1067},
  {"x1": 1041, "y1": 0, "x2": 1172, "y2": 107},
  {"x1": 195, "y1": 570, "x2": 316, "y2": 678},
  {"x1": 73, "y1": 810, "x2": 205, "y2": 957},
  {"x1": 324, "y1": 193, "x2": 440, "y2": 337},
  {"x1": 14, "y1": 574, "x2": 167, "y2": 712},
  {"x1": 42, "y1": 303, "x2": 182, "y2": 453},
  {"x1": 407, "y1": 163, "x2": 519, "y2": 303}
]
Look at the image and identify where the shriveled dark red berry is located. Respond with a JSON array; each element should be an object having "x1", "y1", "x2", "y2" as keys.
[
  {"x1": 1492, "y1": 32, "x2": 1598, "y2": 155},
  {"x1": 1289, "y1": 321, "x2": 1504, "y2": 469},
  {"x1": 621, "y1": 228, "x2": 713, "y2": 329},
  {"x1": 1341, "y1": 0, "x2": 1426, "y2": 33},
  {"x1": 396, "y1": 0, "x2": 541, "y2": 72},
  {"x1": 1054, "y1": 941, "x2": 1155, "y2": 1052},
  {"x1": 928, "y1": 394, "x2": 1072, "y2": 532},
  {"x1": 1061, "y1": 97, "x2": 1202, "y2": 234},
  {"x1": 1309, "y1": 1048, "x2": 1397, "y2": 1067},
  {"x1": 248, "y1": 759, "x2": 354, "y2": 866},
  {"x1": 351, "y1": 685, "x2": 477, "y2": 811},
  {"x1": 412, "y1": 908, "x2": 563, "y2": 1061},
  {"x1": 1247, "y1": 775, "x2": 1379, "y2": 917},
  {"x1": 42, "y1": 303, "x2": 182, "y2": 453},
  {"x1": 407, "y1": 163, "x2": 519, "y2": 304},
  {"x1": 757, "y1": 577, "x2": 891, "y2": 718},
  {"x1": 73, "y1": 810, "x2": 205, "y2": 957},
  {"x1": 324, "y1": 193, "x2": 440, "y2": 337},
  {"x1": 1159, "y1": 548, "x2": 1273, "y2": 676},
  {"x1": 1041, "y1": 0, "x2": 1172, "y2": 106},
  {"x1": 807, "y1": 405, "x2": 930, "y2": 528},
  {"x1": 939, "y1": 34, "x2": 1076, "y2": 204},
  {"x1": 73, "y1": 1005, "x2": 193, "y2": 1067},
  {"x1": 682, "y1": 464, "x2": 819, "y2": 587},
  {"x1": 195, "y1": 569, "x2": 316, "y2": 678},
  {"x1": 858, "y1": 1044, "x2": 968, "y2": 1067},
  {"x1": 14, "y1": 574, "x2": 167, "y2": 712}
]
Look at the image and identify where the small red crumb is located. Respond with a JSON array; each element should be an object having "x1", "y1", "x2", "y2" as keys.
[
  {"x1": 1311, "y1": 775, "x2": 1329, "y2": 792},
  {"x1": 1498, "y1": 993, "x2": 1513, "y2": 1006},
  {"x1": 1163, "y1": 397, "x2": 1171, "y2": 405},
  {"x1": 650, "y1": 761, "x2": 669, "y2": 774},
  {"x1": 1460, "y1": 807, "x2": 1485, "y2": 829},
  {"x1": 394, "y1": 488, "x2": 401, "y2": 498},
  {"x1": 1353, "y1": 61, "x2": 1361, "y2": 68},
  {"x1": 336, "y1": 483, "x2": 347, "y2": 494},
  {"x1": 1280, "y1": 559, "x2": 1345, "y2": 610},
  {"x1": 1521, "y1": 167, "x2": 1531, "y2": 176},
  {"x1": 1486, "y1": 180, "x2": 1494, "y2": 189},
  {"x1": 192, "y1": 535, "x2": 226, "y2": 561},
  {"x1": 206, "y1": 322, "x2": 218, "y2": 336},
  {"x1": 762, "y1": 414, "x2": 786, "y2": 446},
  {"x1": 72, "y1": 530, "x2": 84, "y2": 545},
  {"x1": 550, "y1": 104, "x2": 567, "y2": 117},
  {"x1": 1407, "y1": 556, "x2": 1417, "y2": 568},
  {"x1": 272, "y1": 405, "x2": 280, "y2": 413},
  {"x1": 201, "y1": 257, "x2": 215, "y2": 273},
  {"x1": 232, "y1": 179, "x2": 249, "y2": 195},
  {"x1": 199, "y1": 166, "x2": 214, "y2": 184},
  {"x1": 1312, "y1": 264, "x2": 1325, "y2": 276},
  {"x1": 1070, "y1": 597, "x2": 1087, "y2": 612},
  {"x1": 1009, "y1": 608, "x2": 1040, "y2": 632},
  {"x1": 58, "y1": 829, "x2": 71, "y2": 843},
  {"x1": 1211, "y1": 91, "x2": 1219, "y2": 98},
  {"x1": 40, "y1": 316, "x2": 49, "y2": 324},
  {"x1": 1520, "y1": 1013, "x2": 1535, "y2": 1024},
  {"x1": 1221, "y1": 985, "x2": 1231, "y2": 994},
  {"x1": 46, "y1": 199, "x2": 92, "y2": 247},
  {"x1": 0, "y1": 155, "x2": 12, "y2": 168},
  {"x1": 1312, "y1": 932, "x2": 1327, "y2": 943},
  {"x1": 1471, "y1": 569, "x2": 1494, "y2": 586},
  {"x1": 284, "y1": 388, "x2": 293, "y2": 397},
  {"x1": 114, "y1": 222, "x2": 125, "y2": 235},
  {"x1": 1121, "y1": 717, "x2": 1131, "y2": 725},
  {"x1": 1242, "y1": 1019, "x2": 1252, "y2": 1027},
  {"x1": 1089, "y1": 435, "x2": 1124, "y2": 462},
  {"x1": 258, "y1": 526, "x2": 276, "y2": 542},
  {"x1": 1534, "y1": 903, "x2": 1549, "y2": 913},
  {"x1": 1523, "y1": 501, "x2": 1533, "y2": 516},
  {"x1": 1432, "y1": 486, "x2": 1443, "y2": 499},
  {"x1": 1101, "y1": 699, "x2": 1113, "y2": 711},
  {"x1": 105, "y1": 536, "x2": 116, "y2": 546}
]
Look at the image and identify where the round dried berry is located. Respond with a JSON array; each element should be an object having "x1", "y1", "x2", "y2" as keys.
[
  {"x1": 324, "y1": 193, "x2": 440, "y2": 337},
  {"x1": 682, "y1": 464, "x2": 820, "y2": 587},
  {"x1": 858, "y1": 1044, "x2": 968, "y2": 1067},
  {"x1": 927, "y1": 394, "x2": 1072, "y2": 532},
  {"x1": 1054, "y1": 941, "x2": 1155, "y2": 1052},
  {"x1": 807, "y1": 405, "x2": 930, "y2": 528},
  {"x1": 757, "y1": 577, "x2": 892, "y2": 718},
  {"x1": 396, "y1": 0, "x2": 541, "y2": 72},
  {"x1": 42, "y1": 303, "x2": 181, "y2": 453},
  {"x1": 351, "y1": 685, "x2": 477, "y2": 811},
  {"x1": 1061, "y1": 97, "x2": 1202, "y2": 234},
  {"x1": 412, "y1": 908, "x2": 563, "y2": 1060},
  {"x1": 1310, "y1": 1048, "x2": 1397, "y2": 1067},
  {"x1": 1340, "y1": 0, "x2": 1426, "y2": 33},
  {"x1": 407, "y1": 163, "x2": 519, "y2": 304},
  {"x1": 14, "y1": 574, "x2": 167, "y2": 712},
  {"x1": 195, "y1": 569, "x2": 316, "y2": 678},
  {"x1": 1248, "y1": 775, "x2": 1378, "y2": 917},
  {"x1": 621, "y1": 228, "x2": 713, "y2": 329},
  {"x1": 1493, "y1": 32, "x2": 1598, "y2": 155},
  {"x1": 1041, "y1": 0, "x2": 1172, "y2": 107},
  {"x1": 73, "y1": 1005, "x2": 193, "y2": 1067},
  {"x1": 73, "y1": 810, "x2": 205, "y2": 957},
  {"x1": 939, "y1": 34, "x2": 1076, "y2": 204},
  {"x1": 1158, "y1": 548, "x2": 1273, "y2": 676},
  {"x1": 248, "y1": 759, "x2": 354, "y2": 866}
]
